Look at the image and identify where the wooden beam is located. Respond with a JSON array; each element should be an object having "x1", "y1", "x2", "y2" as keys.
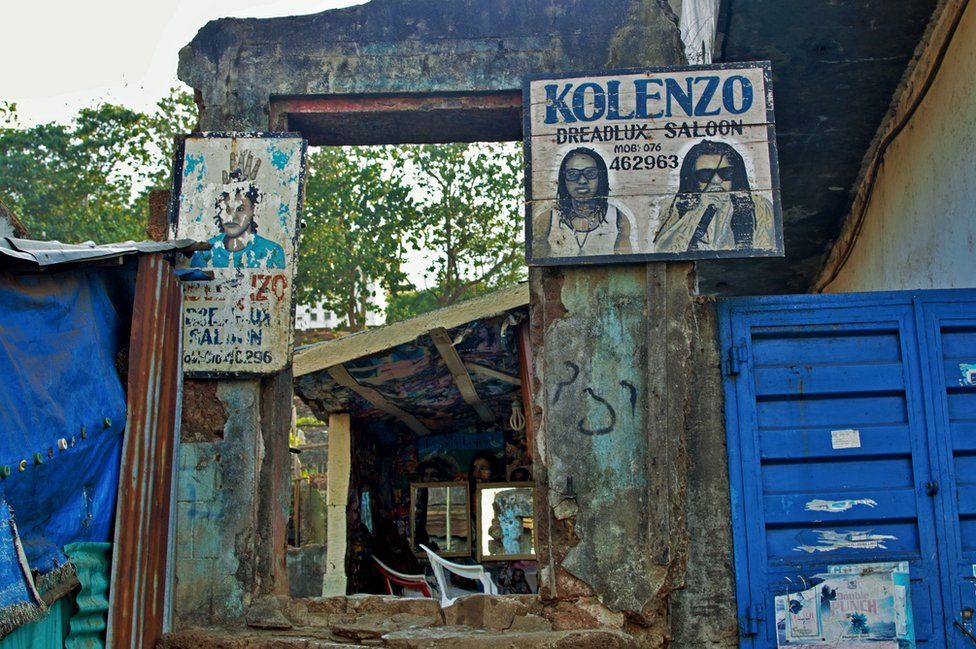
[
  {"x1": 293, "y1": 283, "x2": 528, "y2": 377},
  {"x1": 429, "y1": 327, "x2": 494, "y2": 422},
  {"x1": 327, "y1": 364, "x2": 431, "y2": 436},
  {"x1": 464, "y1": 362, "x2": 521, "y2": 386}
]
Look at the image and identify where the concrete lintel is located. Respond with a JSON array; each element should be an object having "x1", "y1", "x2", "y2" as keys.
[{"x1": 271, "y1": 92, "x2": 522, "y2": 145}]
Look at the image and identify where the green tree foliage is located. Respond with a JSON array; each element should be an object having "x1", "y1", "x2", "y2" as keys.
[
  {"x1": 0, "y1": 88, "x2": 195, "y2": 242},
  {"x1": 0, "y1": 90, "x2": 524, "y2": 327},
  {"x1": 300, "y1": 142, "x2": 525, "y2": 328},
  {"x1": 297, "y1": 146, "x2": 419, "y2": 331},
  {"x1": 384, "y1": 287, "x2": 441, "y2": 324},
  {"x1": 400, "y1": 142, "x2": 525, "y2": 312}
]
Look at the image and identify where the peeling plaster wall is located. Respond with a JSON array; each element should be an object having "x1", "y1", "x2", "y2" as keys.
[
  {"x1": 823, "y1": 1, "x2": 976, "y2": 293},
  {"x1": 174, "y1": 381, "x2": 262, "y2": 627},
  {"x1": 541, "y1": 267, "x2": 653, "y2": 612},
  {"x1": 669, "y1": 300, "x2": 739, "y2": 648},
  {"x1": 528, "y1": 263, "x2": 722, "y2": 646}
]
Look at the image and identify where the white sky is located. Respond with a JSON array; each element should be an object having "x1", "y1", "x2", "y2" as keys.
[{"x1": 0, "y1": 0, "x2": 366, "y2": 125}]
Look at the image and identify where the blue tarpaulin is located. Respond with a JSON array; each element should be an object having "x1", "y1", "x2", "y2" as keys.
[{"x1": 0, "y1": 268, "x2": 128, "y2": 633}]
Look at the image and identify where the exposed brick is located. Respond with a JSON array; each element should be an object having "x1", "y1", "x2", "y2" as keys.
[{"x1": 181, "y1": 379, "x2": 227, "y2": 443}]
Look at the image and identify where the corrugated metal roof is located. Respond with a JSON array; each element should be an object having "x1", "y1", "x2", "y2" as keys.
[{"x1": 0, "y1": 237, "x2": 197, "y2": 268}]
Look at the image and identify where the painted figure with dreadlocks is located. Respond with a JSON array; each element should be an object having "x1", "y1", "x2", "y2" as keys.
[
  {"x1": 190, "y1": 150, "x2": 286, "y2": 269},
  {"x1": 653, "y1": 140, "x2": 774, "y2": 253},
  {"x1": 537, "y1": 147, "x2": 636, "y2": 257}
]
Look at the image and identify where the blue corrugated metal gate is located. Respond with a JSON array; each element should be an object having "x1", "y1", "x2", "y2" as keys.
[{"x1": 720, "y1": 290, "x2": 976, "y2": 648}]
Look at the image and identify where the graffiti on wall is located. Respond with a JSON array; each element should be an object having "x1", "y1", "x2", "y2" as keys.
[{"x1": 172, "y1": 133, "x2": 306, "y2": 375}]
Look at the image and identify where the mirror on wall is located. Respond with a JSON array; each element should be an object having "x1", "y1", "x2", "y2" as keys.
[
  {"x1": 475, "y1": 482, "x2": 536, "y2": 561},
  {"x1": 410, "y1": 482, "x2": 471, "y2": 557}
]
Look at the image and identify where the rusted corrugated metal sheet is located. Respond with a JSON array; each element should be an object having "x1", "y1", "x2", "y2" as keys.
[{"x1": 107, "y1": 253, "x2": 183, "y2": 647}]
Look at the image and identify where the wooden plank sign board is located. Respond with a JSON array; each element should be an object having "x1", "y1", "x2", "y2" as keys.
[
  {"x1": 524, "y1": 62, "x2": 782, "y2": 265},
  {"x1": 172, "y1": 132, "x2": 306, "y2": 376}
]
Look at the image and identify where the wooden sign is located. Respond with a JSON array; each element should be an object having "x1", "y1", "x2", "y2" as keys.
[
  {"x1": 524, "y1": 62, "x2": 782, "y2": 265},
  {"x1": 172, "y1": 132, "x2": 306, "y2": 376}
]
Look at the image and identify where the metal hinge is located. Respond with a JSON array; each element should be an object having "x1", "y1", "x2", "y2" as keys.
[
  {"x1": 744, "y1": 603, "x2": 764, "y2": 636},
  {"x1": 724, "y1": 345, "x2": 749, "y2": 376}
]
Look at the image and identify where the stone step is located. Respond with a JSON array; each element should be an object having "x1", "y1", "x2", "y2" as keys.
[
  {"x1": 158, "y1": 627, "x2": 640, "y2": 649},
  {"x1": 159, "y1": 595, "x2": 641, "y2": 648},
  {"x1": 158, "y1": 629, "x2": 356, "y2": 648},
  {"x1": 381, "y1": 627, "x2": 640, "y2": 649}
]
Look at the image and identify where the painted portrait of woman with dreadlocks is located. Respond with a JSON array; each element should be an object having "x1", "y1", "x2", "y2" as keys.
[
  {"x1": 535, "y1": 147, "x2": 637, "y2": 258},
  {"x1": 653, "y1": 140, "x2": 775, "y2": 253}
]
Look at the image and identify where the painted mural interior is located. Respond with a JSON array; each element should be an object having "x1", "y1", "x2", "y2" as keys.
[{"x1": 293, "y1": 299, "x2": 535, "y2": 597}]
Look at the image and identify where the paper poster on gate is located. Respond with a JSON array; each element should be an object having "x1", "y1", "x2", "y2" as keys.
[
  {"x1": 774, "y1": 562, "x2": 915, "y2": 648},
  {"x1": 172, "y1": 133, "x2": 307, "y2": 376},
  {"x1": 523, "y1": 61, "x2": 782, "y2": 266}
]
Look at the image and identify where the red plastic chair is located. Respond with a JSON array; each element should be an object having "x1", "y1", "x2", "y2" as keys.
[{"x1": 372, "y1": 556, "x2": 432, "y2": 598}]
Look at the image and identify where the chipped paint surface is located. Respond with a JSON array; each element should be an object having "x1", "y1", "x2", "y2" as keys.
[
  {"x1": 960, "y1": 363, "x2": 976, "y2": 386},
  {"x1": 805, "y1": 498, "x2": 878, "y2": 513},
  {"x1": 174, "y1": 134, "x2": 305, "y2": 376},
  {"x1": 542, "y1": 267, "x2": 655, "y2": 612},
  {"x1": 795, "y1": 530, "x2": 897, "y2": 554}
]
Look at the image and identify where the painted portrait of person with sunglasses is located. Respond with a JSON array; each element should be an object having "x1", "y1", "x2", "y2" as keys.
[
  {"x1": 537, "y1": 147, "x2": 636, "y2": 257},
  {"x1": 653, "y1": 139, "x2": 774, "y2": 253}
]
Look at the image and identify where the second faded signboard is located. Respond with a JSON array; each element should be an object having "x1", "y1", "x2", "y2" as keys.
[
  {"x1": 524, "y1": 61, "x2": 782, "y2": 265},
  {"x1": 172, "y1": 132, "x2": 306, "y2": 376}
]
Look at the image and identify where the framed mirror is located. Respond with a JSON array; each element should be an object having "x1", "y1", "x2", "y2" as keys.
[
  {"x1": 475, "y1": 482, "x2": 536, "y2": 561},
  {"x1": 410, "y1": 482, "x2": 471, "y2": 557}
]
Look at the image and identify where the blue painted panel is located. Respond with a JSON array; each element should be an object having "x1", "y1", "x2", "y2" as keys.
[
  {"x1": 765, "y1": 521, "x2": 921, "y2": 562},
  {"x1": 720, "y1": 293, "x2": 951, "y2": 648},
  {"x1": 759, "y1": 424, "x2": 912, "y2": 460},
  {"x1": 756, "y1": 394, "x2": 908, "y2": 429},
  {"x1": 919, "y1": 310, "x2": 976, "y2": 646},
  {"x1": 754, "y1": 362, "x2": 905, "y2": 397},
  {"x1": 942, "y1": 360, "x2": 976, "y2": 385},
  {"x1": 947, "y1": 391, "x2": 976, "y2": 421},
  {"x1": 955, "y1": 456, "x2": 976, "y2": 486},
  {"x1": 751, "y1": 327, "x2": 903, "y2": 366},
  {"x1": 951, "y1": 423, "x2": 976, "y2": 452},
  {"x1": 761, "y1": 457, "x2": 915, "y2": 494},
  {"x1": 762, "y1": 488, "x2": 916, "y2": 525},
  {"x1": 951, "y1": 484, "x2": 976, "y2": 515},
  {"x1": 939, "y1": 327, "x2": 976, "y2": 360}
]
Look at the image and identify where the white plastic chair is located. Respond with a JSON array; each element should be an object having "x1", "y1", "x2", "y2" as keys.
[{"x1": 419, "y1": 544, "x2": 498, "y2": 607}]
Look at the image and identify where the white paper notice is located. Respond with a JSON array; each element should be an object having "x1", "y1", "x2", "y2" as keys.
[{"x1": 831, "y1": 428, "x2": 861, "y2": 450}]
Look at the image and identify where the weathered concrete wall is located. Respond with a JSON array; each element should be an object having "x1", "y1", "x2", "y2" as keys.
[
  {"x1": 178, "y1": 0, "x2": 683, "y2": 131},
  {"x1": 819, "y1": 0, "x2": 975, "y2": 293},
  {"x1": 286, "y1": 545, "x2": 327, "y2": 598},
  {"x1": 174, "y1": 374, "x2": 293, "y2": 630},
  {"x1": 175, "y1": 381, "x2": 262, "y2": 627},
  {"x1": 669, "y1": 300, "x2": 738, "y2": 648},
  {"x1": 534, "y1": 266, "x2": 657, "y2": 613},
  {"x1": 528, "y1": 271, "x2": 736, "y2": 648}
]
